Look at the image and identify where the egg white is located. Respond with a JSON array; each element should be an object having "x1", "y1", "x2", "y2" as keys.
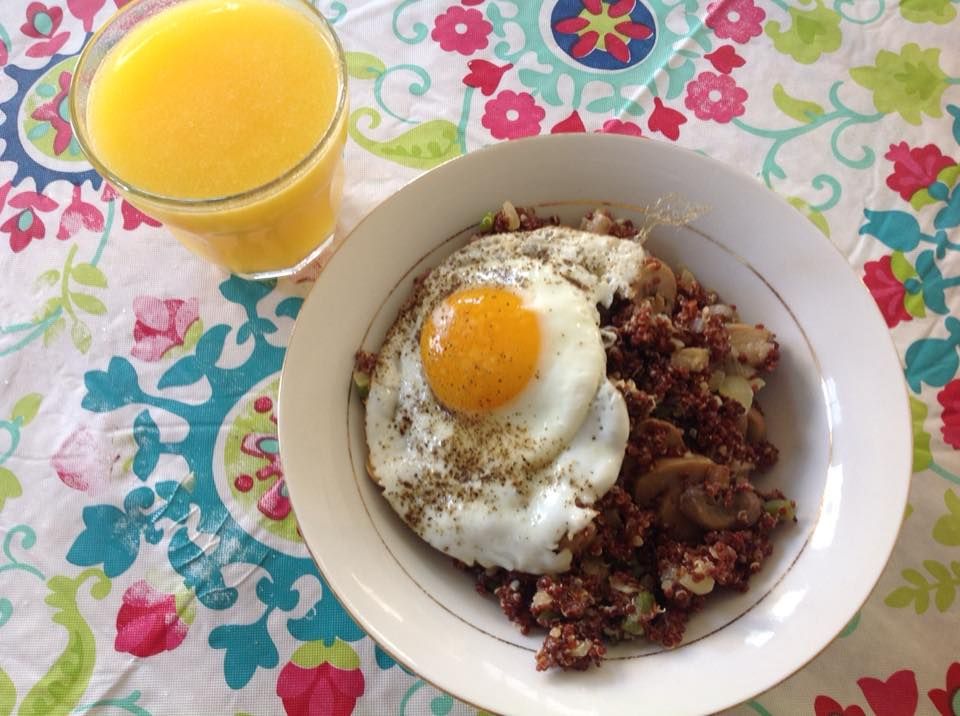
[{"x1": 364, "y1": 227, "x2": 645, "y2": 574}]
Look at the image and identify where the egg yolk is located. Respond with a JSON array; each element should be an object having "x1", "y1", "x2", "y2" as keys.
[{"x1": 420, "y1": 286, "x2": 541, "y2": 413}]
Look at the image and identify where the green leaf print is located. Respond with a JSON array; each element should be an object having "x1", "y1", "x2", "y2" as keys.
[
  {"x1": 934, "y1": 490, "x2": 960, "y2": 546},
  {"x1": 765, "y1": 1, "x2": 842, "y2": 65},
  {"x1": 291, "y1": 639, "x2": 359, "y2": 670},
  {"x1": 33, "y1": 270, "x2": 59, "y2": 290},
  {"x1": 348, "y1": 108, "x2": 462, "y2": 170},
  {"x1": 850, "y1": 43, "x2": 949, "y2": 126},
  {"x1": 900, "y1": 0, "x2": 957, "y2": 24},
  {"x1": 910, "y1": 397, "x2": 933, "y2": 472},
  {"x1": 345, "y1": 51, "x2": 386, "y2": 80},
  {"x1": 786, "y1": 197, "x2": 830, "y2": 237},
  {"x1": 18, "y1": 569, "x2": 111, "y2": 716},
  {"x1": 70, "y1": 321, "x2": 92, "y2": 354},
  {"x1": 69, "y1": 293, "x2": 107, "y2": 316},
  {"x1": 10, "y1": 394, "x2": 41, "y2": 426},
  {"x1": 884, "y1": 561, "x2": 960, "y2": 614},
  {"x1": 69, "y1": 263, "x2": 107, "y2": 289},
  {"x1": 0, "y1": 468, "x2": 22, "y2": 513},
  {"x1": 0, "y1": 667, "x2": 14, "y2": 716},
  {"x1": 772, "y1": 84, "x2": 825, "y2": 123}
]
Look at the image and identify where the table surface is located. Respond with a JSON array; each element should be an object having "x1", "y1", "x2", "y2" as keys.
[{"x1": 1, "y1": 1, "x2": 959, "y2": 714}]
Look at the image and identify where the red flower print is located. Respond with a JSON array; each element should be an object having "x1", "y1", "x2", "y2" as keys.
[
  {"x1": 684, "y1": 71, "x2": 748, "y2": 123},
  {"x1": 58, "y1": 185, "x2": 104, "y2": 240},
  {"x1": 430, "y1": 6, "x2": 492, "y2": 55},
  {"x1": 813, "y1": 696, "x2": 866, "y2": 716},
  {"x1": 115, "y1": 580, "x2": 191, "y2": 657},
  {"x1": 21, "y1": 2, "x2": 70, "y2": 57},
  {"x1": 121, "y1": 200, "x2": 162, "y2": 230},
  {"x1": 481, "y1": 90, "x2": 545, "y2": 140},
  {"x1": 31, "y1": 70, "x2": 74, "y2": 156},
  {"x1": 938, "y1": 382, "x2": 960, "y2": 449},
  {"x1": 67, "y1": 0, "x2": 106, "y2": 32},
  {"x1": 928, "y1": 661, "x2": 960, "y2": 716},
  {"x1": 600, "y1": 118, "x2": 643, "y2": 137},
  {"x1": 552, "y1": 111, "x2": 586, "y2": 134},
  {"x1": 705, "y1": 0, "x2": 765, "y2": 44},
  {"x1": 857, "y1": 669, "x2": 918, "y2": 716},
  {"x1": 704, "y1": 44, "x2": 746, "y2": 74},
  {"x1": 462, "y1": 59, "x2": 512, "y2": 96},
  {"x1": 863, "y1": 256, "x2": 911, "y2": 328},
  {"x1": 884, "y1": 143, "x2": 956, "y2": 201},
  {"x1": 277, "y1": 642, "x2": 365, "y2": 716},
  {"x1": 131, "y1": 296, "x2": 200, "y2": 362},
  {"x1": 554, "y1": 0, "x2": 653, "y2": 63},
  {"x1": 647, "y1": 98, "x2": 687, "y2": 140},
  {"x1": 51, "y1": 427, "x2": 119, "y2": 492},
  {"x1": 0, "y1": 38, "x2": 8, "y2": 67},
  {"x1": 1, "y1": 190, "x2": 58, "y2": 252}
]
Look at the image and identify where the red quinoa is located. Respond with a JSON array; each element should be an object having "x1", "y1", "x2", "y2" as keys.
[{"x1": 467, "y1": 206, "x2": 793, "y2": 671}]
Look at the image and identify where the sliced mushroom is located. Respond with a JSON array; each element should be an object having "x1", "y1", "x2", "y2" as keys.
[
  {"x1": 678, "y1": 485, "x2": 763, "y2": 530},
  {"x1": 658, "y1": 482, "x2": 703, "y2": 542},
  {"x1": 727, "y1": 323, "x2": 776, "y2": 368},
  {"x1": 580, "y1": 209, "x2": 614, "y2": 234},
  {"x1": 635, "y1": 418, "x2": 685, "y2": 452},
  {"x1": 634, "y1": 257, "x2": 677, "y2": 313},
  {"x1": 632, "y1": 455, "x2": 717, "y2": 506},
  {"x1": 746, "y1": 407, "x2": 766, "y2": 443}
]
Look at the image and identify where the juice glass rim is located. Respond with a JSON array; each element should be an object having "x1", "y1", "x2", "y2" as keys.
[{"x1": 68, "y1": 0, "x2": 348, "y2": 211}]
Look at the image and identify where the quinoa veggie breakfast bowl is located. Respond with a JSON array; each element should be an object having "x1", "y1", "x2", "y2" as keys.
[{"x1": 277, "y1": 134, "x2": 910, "y2": 716}]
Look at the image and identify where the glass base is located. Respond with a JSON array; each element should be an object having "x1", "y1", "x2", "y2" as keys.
[{"x1": 233, "y1": 233, "x2": 335, "y2": 281}]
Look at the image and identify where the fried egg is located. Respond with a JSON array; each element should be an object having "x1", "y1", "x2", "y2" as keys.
[{"x1": 364, "y1": 226, "x2": 646, "y2": 574}]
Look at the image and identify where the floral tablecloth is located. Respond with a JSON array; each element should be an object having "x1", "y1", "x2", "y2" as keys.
[{"x1": 1, "y1": 0, "x2": 959, "y2": 714}]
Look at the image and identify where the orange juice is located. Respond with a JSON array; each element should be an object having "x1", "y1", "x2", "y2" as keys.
[{"x1": 77, "y1": 0, "x2": 347, "y2": 276}]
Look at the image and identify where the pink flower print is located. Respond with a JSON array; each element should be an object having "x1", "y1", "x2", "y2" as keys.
[
  {"x1": 647, "y1": 97, "x2": 687, "y2": 140},
  {"x1": 551, "y1": 111, "x2": 586, "y2": 134},
  {"x1": 813, "y1": 697, "x2": 866, "y2": 716},
  {"x1": 115, "y1": 580, "x2": 191, "y2": 657},
  {"x1": 928, "y1": 661, "x2": 960, "y2": 716},
  {"x1": 131, "y1": 296, "x2": 199, "y2": 362},
  {"x1": 58, "y1": 185, "x2": 104, "y2": 240},
  {"x1": 884, "y1": 142, "x2": 956, "y2": 201},
  {"x1": 100, "y1": 183, "x2": 119, "y2": 202},
  {"x1": 704, "y1": 44, "x2": 746, "y2": 74},
  {"x1": 856, "y1": 669, "x2": 918, "y2": 716},
  {"x1": 67, "y1": 0, "x2": 106, "y2": 32},
  {"x1": 31, "y1": 70, "x2": 74, "y2": 156},
  {"x1": 121, "y1": 200, "x2": 162, "y2": 230},
  {"x1": 51, "y1": 427, "x2": 119, "y2": 492},
  {"x1": 462, "y1": 59, "x2": 512, "y2": 96},
  {"x1": 938, "y1": 381, "x2": 960, "y2": 450},
  {"x1": 277, "y1": 646, "x2": 365, "y2": 716},
  {"x1": 1, "y1": 190, "x2": 58, "y2": 252},
  {"x1": 600, "y1": 118, "x2": 643, "y2": 137},
  {"x1": 430, "y1": 6, "x2": 492, "y2": 56},
  {"x1": 21, "y1": 2, "x2": 70, "y2": 57},
  {"x1": 705, "y1": 0, "x2": 765, "y2": 44},
  {"x1": 481, "y1": 90, "x2": 545, "y2": 140},
  {"x1": 0, "y1": 37, "x2": 8, "y2": 67},
  {"x1": 863, "y1": 256, "x2": 910, "y2": 328},
  {"x1": 684, "y1": 71, "x2": 748, "y2": 123}
]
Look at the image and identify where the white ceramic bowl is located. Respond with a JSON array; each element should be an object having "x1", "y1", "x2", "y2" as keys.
[{"x1": 278, "y1": 134, "x2": 910, "y2": 716}]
